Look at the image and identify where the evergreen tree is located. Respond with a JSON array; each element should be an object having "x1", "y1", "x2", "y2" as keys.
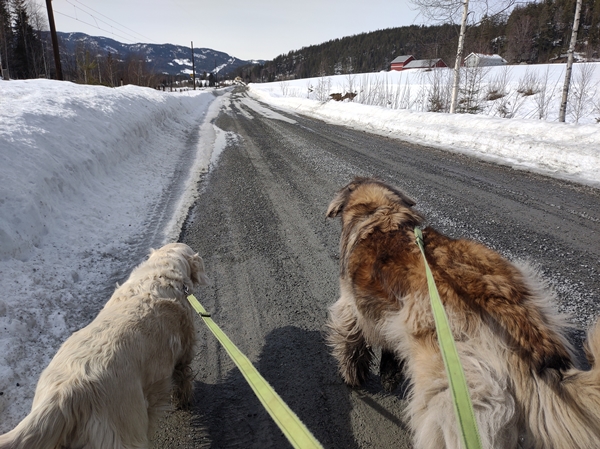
[
  {"x1": 0, "y1": 0, "x2": 12, "y2": 76},
  {"x1": 11, "y1": 0, "x2": 43, "y2": 79}
]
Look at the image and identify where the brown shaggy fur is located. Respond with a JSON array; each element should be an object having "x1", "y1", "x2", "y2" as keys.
[
  {"x1": 0, "y1": 243, "x2": 208, "y2": 449},
  {"x1": 326, "y1": 177, "x2": 600, "y2": 449}
]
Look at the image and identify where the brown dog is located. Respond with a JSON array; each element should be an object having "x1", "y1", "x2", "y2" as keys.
[
  {"x1": 0, "y1": 243, "x2": 208, "y2": 449},
  {"x1": 326, "y1": 177, "x2": 600, "y2": 449}
]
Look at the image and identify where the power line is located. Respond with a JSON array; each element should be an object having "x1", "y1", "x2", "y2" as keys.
[
  {"x1": 53, "y1": 9, "x2": 138, "y2": 44},
  {"x1": 68, "y1": 0, "x2": 159, "y2": 44},
  {"x1": 62, "y1": 0, "x2": 150, "y2": 43},
  {"x1": 54, "y1": 0, "x2": 159, "y2": 45}
]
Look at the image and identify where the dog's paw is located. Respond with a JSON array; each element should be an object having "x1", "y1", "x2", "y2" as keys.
[
  {"x1": 379, "y1": 350, "x2": 405, "y2": 392},
  {"x1": 339, "y1": 346, "x2": 373, "y2": 387}
]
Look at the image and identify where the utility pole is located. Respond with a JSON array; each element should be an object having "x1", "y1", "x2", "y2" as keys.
[
  {"x1": 191, "y1": 41, "x2": 196, "y2": 90},
  {"x1": 45, "y1": 0, "x2": 63, "y2": 80}
]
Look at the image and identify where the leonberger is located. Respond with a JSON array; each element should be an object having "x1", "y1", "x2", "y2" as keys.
[
  {"x1": 326, "y1": 177, "x2": 600, "y2": 449},
  {"x1": 0, "y1": 243, "x2": 208, "y2": 449}
]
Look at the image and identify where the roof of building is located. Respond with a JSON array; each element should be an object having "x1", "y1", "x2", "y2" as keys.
[
  {"x1": 403, "y1": 58, "x2": 445, "y2": 69},
  {"x1": 391, "y1": 55, "x2": 414, "y2": 64},
  {"x1": 465, "y1": 53, "x2": 507, "y2": 62}
]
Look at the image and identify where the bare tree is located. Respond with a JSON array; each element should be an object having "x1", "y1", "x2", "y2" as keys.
[
  {"x1": 486, "y1": 65, "x2": 513, "y2": 117},
  {"x1": 534, "y1": 66, "x2": 561, "y2": 120},
  {"x1": 426, "y1": 67, "x2": 452, "y2": 112},
  {"x1": 410, "y1": 0, "x2": 516, "y2": 113},
  {"x1": 27, "y1": 0, "x2": 49, "y2": 77},
  {"x1": 568, "y1": 62, "x2": 597, "y2": 124},
  {"x1": 458, "y1": 66, "x2": 489, "y2": 113},
  {"x1": 314, "y1": 76, "x2": 331, "y2": 102},
  {"x1": 505, "y1": 14, "x2": 534, "y2": 63}
]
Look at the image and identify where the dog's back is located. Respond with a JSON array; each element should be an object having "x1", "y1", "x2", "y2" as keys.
[
  {"x1": 0, "y1": 298, "x2": 179, "y2": 449},
  {"x1": 327, "y1": 178, "x2": 600, "y2": 448},
  {"x1": 0, "y1": 243, "x2": 206, "y2": 449}
]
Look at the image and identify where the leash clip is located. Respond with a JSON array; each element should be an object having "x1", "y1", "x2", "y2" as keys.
[{"x1": 414, "y1": 226, "x2": 424, "y2": 248}]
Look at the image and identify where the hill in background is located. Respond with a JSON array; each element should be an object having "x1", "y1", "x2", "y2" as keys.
[
  {"x1": 235, "y1": 0, "x2": 600, "y2": 83},
  {"x1": 5, "y1": 0, "x2": 600, "y2": 87},
  {"x1": 49, "y1": 32, "x2": 261, "y2": 79}
]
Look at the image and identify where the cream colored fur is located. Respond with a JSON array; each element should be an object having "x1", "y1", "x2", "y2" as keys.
[{"x1": 0, "y1": 243, "x2": 208, "y2": 449}]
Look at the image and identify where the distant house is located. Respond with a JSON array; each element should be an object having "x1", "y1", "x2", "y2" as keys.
[
  {"x1": 402, "y1": 58, "x2": 447, "y2": 70},
  {"x1": 390, "y1": 55, "x2": 414, "y2": 71},
  {"x1": 464, "y1": 53, "x2": 507, "y2": 67}
]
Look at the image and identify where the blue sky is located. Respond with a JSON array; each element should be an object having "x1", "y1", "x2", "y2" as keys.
[{"x1": 50, "y1": 0, "x2": 425, "y2": 61}]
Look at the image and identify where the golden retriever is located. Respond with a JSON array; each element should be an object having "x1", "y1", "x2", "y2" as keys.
[
  {"x1": 0, "y1": 242, "x2": 208, "y2": 449},
  {"x1": 326, "y1": 177, "x2": 600, "y2": 449}
]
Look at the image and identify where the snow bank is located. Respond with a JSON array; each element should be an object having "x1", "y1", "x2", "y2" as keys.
[
  {"x1": 0, "y1": 79, "x2": 219, "y2": 430},
  {"x1": 249, "y1": 70, "x2": 600, "y2": 188}
]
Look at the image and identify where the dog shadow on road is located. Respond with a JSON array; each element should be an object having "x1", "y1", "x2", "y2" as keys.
[{"x1": 187, "y1": 325, "x2": 411, "y2": 449}]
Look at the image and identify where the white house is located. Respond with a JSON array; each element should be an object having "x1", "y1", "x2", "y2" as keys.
[{"x1": 464, "y1": 53, "x2": 507, "y2": 67}]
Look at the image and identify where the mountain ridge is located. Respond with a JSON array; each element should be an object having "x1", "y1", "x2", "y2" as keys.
[{"x1": 48, "y1": 31, "x2": 263, "y2": 76}]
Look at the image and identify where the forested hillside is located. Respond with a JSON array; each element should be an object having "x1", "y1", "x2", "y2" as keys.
[{"x1": 236, "y1": 0, "x2": 600, "y2": 83}]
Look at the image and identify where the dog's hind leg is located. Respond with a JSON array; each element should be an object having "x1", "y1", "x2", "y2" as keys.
[
  {"x1": 409, "y1": 348, "x2": 519, "y2": 449},
  {"x1": 172, "y1": 361, "x2": 194, "y2": 409},
  {"x1": 172, "y1": 329, "x2": 196, "y2": 410},
  {"x1": 326, "y1": 295, "x2": 373, "y2": 387}
]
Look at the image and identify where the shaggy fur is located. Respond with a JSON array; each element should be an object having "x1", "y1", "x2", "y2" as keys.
[
  {"x1": 0, "y1": 243, "x2": 208, "y2": 449},
  {"x1": 326, "y1": 177, "x2": 600, "y2": 449}
]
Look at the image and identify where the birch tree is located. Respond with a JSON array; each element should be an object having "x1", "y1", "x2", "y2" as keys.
[
  {"x1": 558, "y1": 0, "x2": 583, "y2": 123},
  {"x1": 410, "y1": 0, "x2": 516, "y2": 113}
]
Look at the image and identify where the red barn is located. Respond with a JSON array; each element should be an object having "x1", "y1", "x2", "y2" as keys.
[{"x1": 390, "y1": 55, "x2": 414, "y2": 71}]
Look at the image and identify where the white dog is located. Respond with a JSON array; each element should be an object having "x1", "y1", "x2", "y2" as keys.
[{"x1": 0, "y1": 243, "x2": 208, "y2": 449}]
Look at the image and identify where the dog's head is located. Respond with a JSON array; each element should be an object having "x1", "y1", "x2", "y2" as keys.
[
  {"x1": 327, "y1": 178, "x2": 424, "y2": 274},
  {"x1": 327, "y1": 177, "x2": 422, "y2": 227},
  {"x1": 149, "y1": 243, "x2": 209, "y2": 292}
]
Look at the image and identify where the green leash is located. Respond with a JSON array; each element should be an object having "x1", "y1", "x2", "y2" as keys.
[
  {"x1": 414, "y1": 227, "x2": 483, "y2": 449},
  {"x1": 187, "y1": 294, "x2": 324, "y2": 449}
]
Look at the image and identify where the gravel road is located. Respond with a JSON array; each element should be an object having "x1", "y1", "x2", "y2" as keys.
[{"x1": 153, "y1": 87, "x2": 600, "y2": 448}]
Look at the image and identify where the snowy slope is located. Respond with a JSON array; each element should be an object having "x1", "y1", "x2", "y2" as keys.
[{"x1": 0, "y1": 79, "x2": 225, "y2": 430}]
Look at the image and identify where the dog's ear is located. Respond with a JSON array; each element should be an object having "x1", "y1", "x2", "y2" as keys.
[
  {"x1": 187, "y1": 253, "x2": 209, "y2": 286},
  {"x1": 327, "y1": 180, "x2": 362, "y2": 218},
  {"x1": 391, "y1": 189, "x2": 416, "y2": 208},
  {"x1": 326, "y1": 190, "x2": 347, "y2": 218}
]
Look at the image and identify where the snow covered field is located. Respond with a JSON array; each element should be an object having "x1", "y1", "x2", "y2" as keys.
[
  {"x1": 250, "y1": 62, "x2": 600, "y2": 188},
  {"x1": 0, "y1": 65, "x2": 599, "y2": 431}
]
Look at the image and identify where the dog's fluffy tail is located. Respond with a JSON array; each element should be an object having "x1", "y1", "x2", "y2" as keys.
[
  {"x1": 526, "y1": 320, "x2": 600, "y2": 448},
  {"x1": 584, "y1": 319, "x2": 600, "y2": 371},
  {"x1": 0, "y1": 400, "x2": 68, "y2": 449}
]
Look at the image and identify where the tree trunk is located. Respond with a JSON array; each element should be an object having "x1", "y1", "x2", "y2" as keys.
[
  {"x1": 450, "y1": 0, "x2": 469, "y2": 114},
  {"x1": 558, "y1": 0, "x2": 582, "y2": 122}
]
